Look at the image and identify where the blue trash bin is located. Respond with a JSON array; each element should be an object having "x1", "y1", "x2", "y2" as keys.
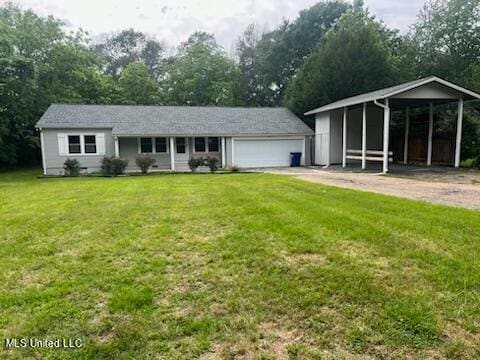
[{"x1": 290, "y1": 152, "x2": 302, "y2": 167}]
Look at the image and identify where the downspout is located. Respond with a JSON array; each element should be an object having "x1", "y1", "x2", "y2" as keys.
[{"x1": 373, "y1": 98, "x2": 388, "y2": 110}]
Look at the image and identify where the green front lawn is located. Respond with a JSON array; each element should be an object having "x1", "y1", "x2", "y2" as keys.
[{"x1": 0, "y1": 170, "x2": 479, "y2": 359}]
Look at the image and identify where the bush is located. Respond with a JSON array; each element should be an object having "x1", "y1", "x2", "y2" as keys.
[
  {"x1": 230, "y1": 166, "x2": 240, "y2": 173},
  {"x1": 472, "y1": 156, "x2": 480, "y2": 169},
  {"x1": 63, "y1": 158, "x2": 81, "y2": 176},
  {"x1": 101, "y1": 156, "x2": 128, "y2": 176},
  {"x1": 205, "y1": 156, "x2": 219, "y2": 173},
  {"x1": 135, "y1": 154, "x2": 156, "y2": 174},
  {"x1": 188, "y1": 157, "x2": 204, "y2": 172}
]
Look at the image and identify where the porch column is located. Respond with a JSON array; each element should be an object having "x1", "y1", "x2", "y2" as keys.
[
  {"x1": 342, "y1": 107, "x2": 347, "y2": 168},
  {"x1": 403, "y1": 107, "x2": 410, "y2": 165},
  {"x1": 170, "y1": 137, "x2": 175, "y2": 171},
  {"x1": 383, "y1": 98, "x2": 390, "y2": 174},
  {"x1": 114, "y1": 136, "x2": 119, "y2": 157},
  {"x1": 361, "y1": 103, "x2": 367, "y2": 170},
  {"x1": 427, "y1": 102, "x2": 433, "y2": 166},
  {"x1": 221, "y1": 137, "x2": 226, "y2": 168},
  {"x1": 455, "y1": 98, "x2": 464, "y2": 167}
]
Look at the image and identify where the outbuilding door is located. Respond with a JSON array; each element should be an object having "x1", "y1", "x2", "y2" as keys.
[{"x1": 233, "y1": 138, "x2": 304, "y2": 168}]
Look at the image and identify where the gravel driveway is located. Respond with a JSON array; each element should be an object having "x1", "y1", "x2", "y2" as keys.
[{"x1": 264, "y1": 167, "x2": 480, "y2": 210}]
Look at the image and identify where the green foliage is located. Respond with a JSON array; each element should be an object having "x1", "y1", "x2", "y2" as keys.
[
  {"x1": 204, "y1": 156, "x2": 219, "y2": 173},
  {"x1": 63, "y1": 158, "x2": 81, "y2": 176},
  {"x1": 101, "y1": 156, "x2": 128, "y2": 176},
  {"x1": 118, "y1": 61, "x2": 159, "y2": 104},
  {"x1": 159, "y1": 32, "x2": 242, "y2": 106},
  {"x1": 237, "y1": 1, "x2": 350, "y2": 106},
  {"x1": 93, "y1": 28, "x2": 164, "y2": 78},
  {"x1": 135, "y1": 153, "x2": 156, "y2": 174},
  {"x1": 284, "y1": 8, "x2": 399, "y2": 116},
  {"x1": 37, "y1": 42, "x2": 119, "y2": 106},
  {"x1": 0, "y1": 56, "x2": 36, "y2": 165},
  {"x1": 410, "y1": 0, "x2": 480, "y2": 83},
  {"x1": 188, "y1": 157, "x2": 204, "y2": 172},
  {"x1": 472, "y1": 156, "x2": 480, "y2": 169}
]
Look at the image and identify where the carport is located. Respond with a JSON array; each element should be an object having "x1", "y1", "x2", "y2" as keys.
[{"x1": 305, "y1": 76, "x2": 480, "y2": 173}]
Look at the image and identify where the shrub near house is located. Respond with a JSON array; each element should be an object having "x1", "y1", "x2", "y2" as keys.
[
  {"x1": 101, "y1": 156, "x2": 128, "y2": 176},
  {"x1": 136, "y1": 154, "x2": 156, "y2": 174}
]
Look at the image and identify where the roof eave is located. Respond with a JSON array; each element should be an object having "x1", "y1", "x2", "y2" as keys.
[{"x1": 305, "y1": 77, "x2": 480, "y2": 116}]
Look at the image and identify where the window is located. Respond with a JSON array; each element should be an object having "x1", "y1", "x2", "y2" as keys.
[
  {"x1": 68, "y1": 135, "x2": 81, "y2": 154},
  {"x1": 208, "y1": 137, "x2": 219, "y2": 152},
  {"x1": 176, "y1": 137, "x2": 186, "y2": 154},
  {"x1": 194, "y1": 137, "x2": 206, "y2": 152},
  {"x1": 84, "y1": 135, "x2": 97, "y2": 154},
  {"x1": 155, "y1": 137, "x2": 167, "y2": 153},
  {"x1": 140, "y1": 137, "x2": 153, "y2": 153}
]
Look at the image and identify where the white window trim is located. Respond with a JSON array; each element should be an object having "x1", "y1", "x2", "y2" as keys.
[
  {"x1": 194, "y1": 137, "x2": 219, "y2": 153},
  {"x1": 66, "y1": 133, "x2": 100, "y2": 156},
  {"x1": 138, "y1": 137, "x2": 169, "y2": 154}
]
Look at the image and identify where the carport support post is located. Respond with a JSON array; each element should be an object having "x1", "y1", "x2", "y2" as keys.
[
  {"x1": 455, "y1": 98, "x2": 464, "y2": 167},
  {"x1": 170, "y1": 137, "x2": 175, "y2": 171},
  {"x1": 342, "y1": 107, "x2": 347, "y2": 168},
  {"x1": 403, "y1": 107, "x2": 409, "y2": 165},
  {"x1": 427, "y1": 102, "x2": 433, "y2": 166},
  {"x1": 361, "y1": 103, "x2": 367, "y2": 170},
  {"x1": 383, "y1": 98, "x2": 390, "y2": 174}
]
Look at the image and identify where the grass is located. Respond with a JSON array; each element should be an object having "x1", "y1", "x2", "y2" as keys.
[{"x1": 0, "y1": 169, "x2": 479, "y2": 359}]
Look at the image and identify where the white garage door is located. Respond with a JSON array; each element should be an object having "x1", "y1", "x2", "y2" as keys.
[{"x1": 234, "y1": 138, "x2": 304, "y2": 168}]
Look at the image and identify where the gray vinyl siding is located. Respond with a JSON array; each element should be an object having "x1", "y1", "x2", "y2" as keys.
[
  {"x1": 42, "y1": 128, "x2": 114, "y2": 175},
  {"x1": 42, "y1": 132, "x2": 310, "y2": 175},
  {"x1": 118, "y1": 137, "x2": 171, "y2": 170}
]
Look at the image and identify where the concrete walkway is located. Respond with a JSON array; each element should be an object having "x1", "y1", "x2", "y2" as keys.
[{"x1": 264, "y1": 167, "x2": 480, "y2": 210}]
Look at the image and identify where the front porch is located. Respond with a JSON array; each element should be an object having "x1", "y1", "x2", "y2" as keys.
[{"x1": 113, "y1": 136, "x2": 227, "y2": 172}]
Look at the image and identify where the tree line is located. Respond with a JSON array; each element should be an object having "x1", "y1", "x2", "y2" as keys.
[{"x1": 0, "y1": 0, "x2": 479, "y2": 167}]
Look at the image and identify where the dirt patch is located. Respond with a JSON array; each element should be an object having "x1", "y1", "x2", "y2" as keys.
[{"x1": 281, "y1": 251, "x2": 328, "y2": 267}]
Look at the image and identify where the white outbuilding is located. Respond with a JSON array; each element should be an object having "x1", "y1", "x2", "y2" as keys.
[{"x1": 305, "y1": 76, "x2": 480, "y2": 173}]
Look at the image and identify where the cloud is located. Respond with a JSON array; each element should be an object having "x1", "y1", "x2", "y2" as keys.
[{"x1": 3, "y1": 0, "x2": 426, "y2": 50}]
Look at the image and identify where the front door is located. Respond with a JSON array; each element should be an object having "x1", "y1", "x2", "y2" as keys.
[{"x1": 174, "y1": 137, "x2": 189, "y2": 161}]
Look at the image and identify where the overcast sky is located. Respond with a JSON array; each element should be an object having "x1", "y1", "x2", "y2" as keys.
[{"x1": 3, "y1": 0, "x2": 426, "y2": 51}]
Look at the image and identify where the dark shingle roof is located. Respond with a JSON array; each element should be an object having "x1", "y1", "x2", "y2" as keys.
[{"x1": 36, "y1": 104, "x2": 313, "y2": 136}]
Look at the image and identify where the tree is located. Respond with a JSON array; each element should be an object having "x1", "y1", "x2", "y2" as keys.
[
  {"x1": 93, "y1": 29, "x2": 164, "y2": 78},
  {"x1": 159, "y1": 32, "x2": 241, "y2": 106},
  {"x1": 408, "y1": 0, "x2": 480, "y2": 160},
  {"x1": 0, "y1": 4, "x2": 65, "y2": 166},
  {"x1": 410, "y1": 0, "x2": 480, "y2": 83},
  {"x1": 0, "y1": 4, "x2": 64, "y2": 61},
  {"x1": 236, "y1": 24, "x2": 262, "y2": 106},
  {"x1": 284, "y1": 7, "x2": 399, "y2": 116},
  {"x1": 0, "y1": 4, "x2": 120, "y2": 167},
  {"x1": 118, "y1": 62, "x2": 159, "y2": 105},
  {"x1": 37, "y1": 42, "x2": 119, "y2": 106},
  {"x1": 237, "y1": 1, "x2": 350, "y2": 106},
  {"x1": 0, "y1": 56, "x2": 36, "y2": 165}
]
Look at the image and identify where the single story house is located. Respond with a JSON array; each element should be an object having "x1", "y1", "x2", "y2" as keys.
[
  {"x1": 305, "y1": 76, "x2": 480, "y2": 173},
  {"x1": 35, "y1": 105, "x2": 314, "y2": 175}
]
